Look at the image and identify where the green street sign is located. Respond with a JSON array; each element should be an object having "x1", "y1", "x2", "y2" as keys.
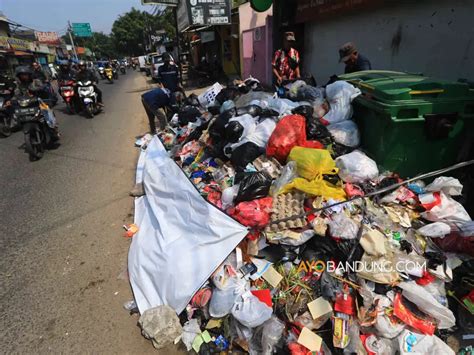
[{"x1": 72, "y1": 23, "x2": 92, "y2": 37}]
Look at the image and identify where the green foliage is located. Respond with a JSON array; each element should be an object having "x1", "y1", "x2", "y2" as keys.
[{"x1": 111, "y1": 7, "x2": 176, "y2": 57}]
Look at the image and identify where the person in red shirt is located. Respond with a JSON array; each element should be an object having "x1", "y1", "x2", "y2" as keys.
[{"x1": 272, "y1": 31, "x2": 301, "y2": 84}]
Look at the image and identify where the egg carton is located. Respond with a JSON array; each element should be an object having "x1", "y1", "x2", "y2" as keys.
[
  {"x1": 266, "y1": 192, "x2": 307, "y2": 232},
  {"x1": 252, "y1": 156, "x2": 282, "y2": 180}
]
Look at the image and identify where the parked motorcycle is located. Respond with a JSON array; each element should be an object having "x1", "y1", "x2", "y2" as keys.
[
  {"x1": 58, "y1": 79, "x2": 77, "y2": 114},
  {"x1": 12, "y1": 94, "x2": 57, "y2": 161},
  {"x1": 0, "y1": 85, "x2": 16, "y2": 137},
  {"x1": 77, "y1": 80, "x2": 101, "y2": 118},
  {"x1": 104, "y1": 67, "x2": 114, "y2": 83}
]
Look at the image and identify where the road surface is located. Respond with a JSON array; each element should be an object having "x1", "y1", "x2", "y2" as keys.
[{"x1": 0, "y1": 71, "x2": 173, "y2": 353}]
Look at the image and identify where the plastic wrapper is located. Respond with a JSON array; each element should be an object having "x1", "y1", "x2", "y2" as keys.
[
  {"x1": 294, "y1": 311, "x2": 331, "y2": 330},
  {"x1": 328, "y1": 213, "x2": 359, "y2": 240},
  {"x1": 327, "y1": 120, "x2": 360, "y2": 147},
  {"x1": 228, "y1": 197, "x2": 273, "y2": 228},
  {"x1": 235, "y1": 171, "x2": 272, "y2": 203},
  {"x1": 322, "y1": 81, "x2": 361, "y2": 125},
  {"x1": 271, "y1": 161, "x2": 298, "y2": 196},
  {"x1": 336, "y1": 151, "x2": 379, "y2": 183},
  {"x1": 288, "y1": 146, "x2": 338, "y2": 181},
  {"x1": 231, "y1": 292, "x2": 273, "y2": 328}
]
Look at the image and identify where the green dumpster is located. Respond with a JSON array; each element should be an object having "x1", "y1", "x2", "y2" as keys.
[{"x1": 338, "y1": 70, "x2": 474, "y2": 177}]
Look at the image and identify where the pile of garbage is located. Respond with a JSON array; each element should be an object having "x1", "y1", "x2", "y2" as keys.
[{"x1": 128, "y1": 78, "x2": 474, "y2": 354}]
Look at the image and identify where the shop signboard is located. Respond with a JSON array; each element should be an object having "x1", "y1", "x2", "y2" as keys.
[
  {"x1": 187, "y1": 0, "x2": 231, "y2": 26},
  {"x1": 35, "y1": 31, "x2": 60, "y2": 45},
  {"x1": 7, "y1": 37, "x2": 32, "y2": 51},
  {"x1": 141, "y1": 0, "x2": 179, "y2": 5},
  {"x1": 0, "y1": 36, "x2": 9, "y2": 49},
  {"x1": 295, "y1": 0, "x2": 376, "y2": 23}
]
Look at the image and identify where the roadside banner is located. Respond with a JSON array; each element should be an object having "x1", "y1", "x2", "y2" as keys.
[{"x1": 128, "y1": 137, "x2": 248, "y2": 314}]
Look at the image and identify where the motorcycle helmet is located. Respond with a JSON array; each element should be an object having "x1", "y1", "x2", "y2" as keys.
[
  {"x1": 59, "y1": 60, "x2": 70, "y2": 71},
  {"x1": 15, "y1": 66, "x2": 33, "y2": 81},
  {"x1": 78, "y1": 60, "x2": 86, "y2": 69}
]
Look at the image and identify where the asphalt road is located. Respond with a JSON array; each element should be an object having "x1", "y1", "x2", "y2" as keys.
[{"x1": 0, "y1": 71, "x2": 166, "y2": 353}]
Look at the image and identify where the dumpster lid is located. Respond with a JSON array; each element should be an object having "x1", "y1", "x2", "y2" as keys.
[{"x1": 339, "y1": 70, "x2": 474, "y2": 102}]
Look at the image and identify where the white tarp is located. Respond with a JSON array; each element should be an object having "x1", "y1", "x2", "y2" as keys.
[{"x1": 128, "y1": 137, "x2": 248, "y2": 314}]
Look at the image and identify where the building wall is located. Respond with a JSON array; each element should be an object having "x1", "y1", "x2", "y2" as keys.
[
  {"x1": 239, "y1": 2, "x2": 273, "y2": 80},
  {"x1": 303, "y1": 0, "x2": 474, "y2": 83},
  {"x1": 0, "y1": 21, "x2": 10, "y2": 37}
]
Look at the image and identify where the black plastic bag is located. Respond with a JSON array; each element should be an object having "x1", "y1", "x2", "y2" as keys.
[
  {"x1": 231, "y1": 142, "x2": 264, "y2": 172},
  {"x1": 178, "y1": 105, "x2": 201, "y2": 126},
  {"x1": 237, "y1": 104, "x2": 263, "y2": 117},
  {"x1": 235, "y1": 171, "x2": 272, "y2": 203},
  {"x1": 209, "y1": 111, "x2": 234, "y2": 143},
  {"x1": 292, "y1": 105, "x2": 314, "y2": 121},
  {"x1": 225, "y1": 121, "x2": 244, "y2": 143},
  {"x1": 215, "y1": 86, "x2": 240, "y2": 104}
]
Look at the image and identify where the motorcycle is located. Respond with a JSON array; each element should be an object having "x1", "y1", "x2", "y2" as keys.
[
  {"x1": 58, "y1": 80, "x2": 77, "y2": 114},
  {"x1": 0, "y1": 85, "x2": 16, "y2": 137},
  {"x1": 120, "y1": 65, "x2": 126, "y2": 74},
  {"x1": 132, "y1": 63, "x2": 137, "y2": 71},
  {"x1": 77, "y1": 80, "x2": 101, "y2": 118},
  {"x1": 112, "y1": 67, "x2": 119, "y2": 80},
  {"x1": 104, "y1": 67, "x2": 114, "y2": 83},
  {"x1": 13, "y1": 94, "x2": 57, "y2": 161}
]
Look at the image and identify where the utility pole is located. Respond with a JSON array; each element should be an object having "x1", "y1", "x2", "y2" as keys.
[
  {"x1": 67, "y1": 20, "x2": 78, "y2": 61},
  {"x1": 173, "y1": 6, "x2": 183, "y2": 86}
]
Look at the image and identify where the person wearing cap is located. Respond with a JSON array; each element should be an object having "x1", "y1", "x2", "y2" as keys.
[
  {"x1": 339, "y1": 42, "x2": 372, "y2": 74},
  {"x1": 272, "y1": 31, "x2": 301, "y2": 84}
]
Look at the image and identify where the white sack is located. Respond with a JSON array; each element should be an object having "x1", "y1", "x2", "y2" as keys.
[
  {"x1": 336, "y1": 150, "x2": 379, "y2": 183},
  {"x1": 128, "y1": 137, "x2": 248, "y2": 314},
  {"x1": 327, "y1": 120, "x2": 360, "y2": 147}
]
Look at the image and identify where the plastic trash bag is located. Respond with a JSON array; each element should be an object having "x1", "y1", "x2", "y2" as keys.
[
  {"x1": 266, "y1": 115, "x2": 323, "y2": 163},
  {"x1": 221, "y1": 184, "x2": 240, "y2": 210},
  {"x1": 425, "y1": 176, "x2": 463, "y2": 196},
  {"x1": 271, "y1": 161, "x2": 298, "y2": 196},
  {"x1": 417, "y1": 222, "x2": 451, "y2": 238},
  {"x1": 286, "y1": 80, "x2": 307, "y2": 99},
  {"x1": 335, "y1": 151, "x2": 379, "y2": 183},
  {"x1": 288, "y1": 147, "x2": 338, "y2": 181},
  {"x1": 226, "y1": 114, "x2": 258, "y2": 142},
  {"x1": 241, "y1": 118, "x2": 277, "y2": 149},
  {"x1": 328, "y1": 213, "x2": 359, "y2": 239},
  {"x1": 280, "y1": 177, "x2": 346, "y2": 200},
  {"x1": 322, "y1": 81, "x2": 361, "y2": 125},
  {"x1": 231, "y1": 292, "x2": 273, "y2": 328},
  {"x1": 234, "y1": 91, "x2": 273, "y2": 108},
  {"x1": 225, "y1": 121, "x2": 244, "y2": 143},
  {"x1": 267, "y1": 98, "x2": 300, "y2": 116},
  {"x1": 398, "y1": 281, "x2": 456, "y2": 329},
  {"x1": 229, "y1": 197, "x2": 273, "y2": 228},
  {"x1": 296, "y1": 85, "x2": 325, "y2": 102},
  {"x1": 421, "y1": 191, "x2": 471, "y2": 225},
  {"x1": 231, "y1": 142, "x2": 264, "y2": 172},
  {"x1": 178, "y1": 105, "x2": 201, "y2": 126},
  {"x1": 327, "y1": 120, "x2": 360, "y2": 147},
  {"x1": 235, "y1": 172, "x2": 272, "y2": 203},
  {"x1": 209, "y1": 277, "x2": 248, "y2": 318},
  {"x1": 249, "y1": 316, "x2": 285, "y2": 355},
  {"x1": 181, "y1": 319, "x2": 202, "y2": 351}
]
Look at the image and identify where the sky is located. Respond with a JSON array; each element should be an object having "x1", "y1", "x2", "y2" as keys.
[{"x1": 0, "y1": 0, "x2": 154, "y2": 34}]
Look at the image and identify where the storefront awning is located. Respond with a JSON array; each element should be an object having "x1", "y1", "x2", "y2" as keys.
[{"x1": 13, "y1": 50, "x2": 33, "y2": 56}]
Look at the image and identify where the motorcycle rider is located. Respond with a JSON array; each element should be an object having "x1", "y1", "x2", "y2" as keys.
[
  {"x1": 57, "y1": 60, "x2": 76, "y2": 81},
  {"x1": 31, "y1": 61, "x2": 58, "y2": 106},
  {"x1": 12, "y1": 66, "x2": 59, "y2": 137},
  {"x1": 75, "y1": 60, "x2": 103, "y2": 107},
  {"x1": 31, "y1": 61, "x2": 49, "y2": 82}
]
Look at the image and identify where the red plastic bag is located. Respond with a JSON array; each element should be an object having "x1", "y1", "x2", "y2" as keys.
[
  {"x1": 266, "y1": 115, "x2": 322, "y2": 162},
  {"x1": 393, "y1": 293, "x2": 436, "y2": 335},
  {"x1": 228, "y1": 197, "x2": 273, "y2": 228}
]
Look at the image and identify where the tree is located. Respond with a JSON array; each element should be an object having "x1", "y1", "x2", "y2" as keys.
[
  {"x1": 111, "y1": 7, "x2": 176, "y2": 57},
  {"x1": 62, "y1": 32, "x2": 118, "y2": 59}
]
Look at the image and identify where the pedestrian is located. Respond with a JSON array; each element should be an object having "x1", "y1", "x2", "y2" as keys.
[
  {"x1": 158, "y1": 52, "x2": 179, "y2": 93},
  {"x1": 339, "y1": 42, "x2": 372, "y2": 74},
  {"x1": 272, "y1": 31, "x2": 301, "y2": 85},
  {"x1": 141, "y1": 84, "x2": 173, "y2": 133}
]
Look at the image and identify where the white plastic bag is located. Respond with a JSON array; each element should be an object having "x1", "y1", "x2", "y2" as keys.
[
  {"x1": 209, "y1": 277, "x2": 248, "y2": 318},
  {"x1": 417, "y1": 222, "x2": 451, "y2": 238},
  {"x1": 425, "y1": 176, "x2": 463, "y2": 196},
  {"x1": 221, "y1": 184, "x2": 240, "y2": 210},
  {"x1": 231, "y1": 292, "x2": 273, "y2": 328},
  {"x1": 230, "y1": 118, "x2": 277, "y2": 151},
  {"x1": 328, "y1": 213, "x2": 359, "y2": 239},
  {"x1": 398, "y1": 281, "x2": 456, "y2": 329},
  {"x1": 397, "y1": 329, "x2": 455, "y2": 355},
  {"x1": 327, "y1": 120, "x2": 360, "y2": 147},
  {"x1": 267, "y1": 98, "x2": 300, "y2": 116},
  {"x1": 271, "y1": 161, "x2": 297, "y2": 196},
  {"x1": 336, "y1": 151, "x2": 379, "y2": 183},
  {"x1": 421, "y1": 191, "x2": 471, "y2": 225},
  {"x1": 323, "y1": 81, "x2": 361, "y2": 124},
  {"x1": 181, "y1": 319, "x2": 201, "y2": 351}
]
